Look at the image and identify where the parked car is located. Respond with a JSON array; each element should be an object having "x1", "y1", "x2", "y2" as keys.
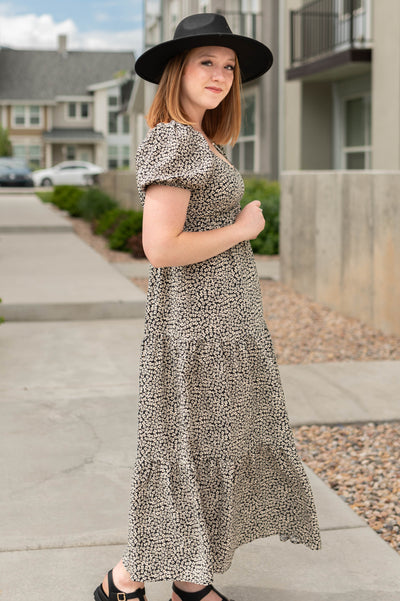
[
  {"x1": 32, "y1": 161, "x2": 104, "y2": 187},
  {"x1": 0, "y1": 157, "x2": 34, "y2": 187}
]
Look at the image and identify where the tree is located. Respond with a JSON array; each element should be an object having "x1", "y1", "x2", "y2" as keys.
[{"x1": 0, "y1": 126, "x2": 12, "y2": 157}]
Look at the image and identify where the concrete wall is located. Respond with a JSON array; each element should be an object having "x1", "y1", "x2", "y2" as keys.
[
  {"x1": 372, "y1": 0, "x2": 400, "y2": 169},
  {"x1": 280, "y1": 171, "x2": 400, "y2": 336},
  {"x1": 98, "y1": 171, "x2": 141, "y2": 211},
  {"x1": 283, "y1": 0, "x2": 303, "y2": 171}
]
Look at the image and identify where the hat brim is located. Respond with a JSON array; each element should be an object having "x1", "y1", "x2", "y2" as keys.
[{"x1": 135, "y1": 33, "x2": 273, "y2": 84}]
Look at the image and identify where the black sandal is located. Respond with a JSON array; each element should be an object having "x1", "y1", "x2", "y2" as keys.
[
  {"x1": 169, "y1": 582, "x2": 234, "y2": 601},
  {"x1": 94, "y1": 569, "x2": 146, "y2": 601}
]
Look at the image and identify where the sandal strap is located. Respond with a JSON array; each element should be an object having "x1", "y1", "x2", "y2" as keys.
[
  {"x1": 172, "y1": 583, "x2": 213, "y2": 601},
  {"x1": 107, "y1": 570, "x2": 146, "y2": 601},
  {"x1": 209, "y1": 585, "x2": 230, "y2": 601}
]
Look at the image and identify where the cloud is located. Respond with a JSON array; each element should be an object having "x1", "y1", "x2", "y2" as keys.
[{"x1": 0, "y1": 12, "x2": 143, "y2": 55}]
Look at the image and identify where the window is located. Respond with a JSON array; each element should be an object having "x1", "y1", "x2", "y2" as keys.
[
  {"x1": 108, "y1": 112, "x2": 118, "y2": 134},
  {"x1": 122, "y1": 145, "x2": 130, "y2": 167},
  {"x1": 122, "y1": 114, "x2": 130, "y2": 134},
  {"x1": 68, "y1": 103, "x2": 76, "y2": 118},
  {"x1": 108, "y1": 145, "x2": 131, "y2": 169},
  {"x1": 342, "y1": 0, "x2": 363, "y2": 16},
  {"x1": 67, "y1": 102, "x2": 90, "y2": 120},
  {"x1": 343, "y1": 95, "x2": 371, "y2": 169},
  {"x1": 108, "y1": 96, "x2": 118, "y2": 106},
  {"x1": 231, "y1": 92, "x2": 257, "y2": 173},
  {"x1": 14, "y1": 106, "x2": 25, "y2": 125},
  {"x1": 108, "y1": 146, "x2": 118, "y2": 169},
  {"x1": 66, "y1": 145, "x2": 76, "y2": 160},
  {"x1": 29, "y1": 106, "x2": 40, "y2": 126},
  {"x1": 13, "y1": 144, "x2": 41, "y2": 167},
  {"x1": 199, "y1": 0, "x2": 211, "y2": 11},
  {"x1": 13, "y1": 105, "x2": 42, "y2": 128}
]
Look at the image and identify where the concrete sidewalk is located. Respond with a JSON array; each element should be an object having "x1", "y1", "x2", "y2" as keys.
[
  {"x1": 0, "y1": 193, "x2": 146, "y2": 320},
  {"x1": 1, "y1": 191, "x2": 400, "y2": 600}
]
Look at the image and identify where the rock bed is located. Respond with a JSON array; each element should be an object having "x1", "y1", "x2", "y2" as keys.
[
  {"x1": 69, "y1": 215, "x2": 400, "y2": 555},
  {"x1": 293, "y1": 422, "x2": 400, "y2": 554}
]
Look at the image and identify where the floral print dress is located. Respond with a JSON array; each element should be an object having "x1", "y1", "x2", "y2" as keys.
[{"x1": 122, "y1": 120, "x2": 321, "y2": 585}]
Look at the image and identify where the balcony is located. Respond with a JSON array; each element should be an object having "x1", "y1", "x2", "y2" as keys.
[{"x1": 287, "y1": 0, "x2": 372, "y2": 81}]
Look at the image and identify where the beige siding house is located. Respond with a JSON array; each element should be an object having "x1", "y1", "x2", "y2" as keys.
[{"x1": 0, "y1": 35, "x2": 134, "y2": 170}]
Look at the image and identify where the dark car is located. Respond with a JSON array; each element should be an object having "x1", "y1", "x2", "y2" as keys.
[{"x1": 0, "y1": 158, "x2": 34, "y2": 187}]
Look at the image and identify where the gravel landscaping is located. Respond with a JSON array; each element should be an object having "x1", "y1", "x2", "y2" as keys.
[
  {"x1": 294, "y1": 422, "x2": 400, "y2": 554},
  {"x1": 69, "y1": 215, "x2": 400, "y2": 555}
]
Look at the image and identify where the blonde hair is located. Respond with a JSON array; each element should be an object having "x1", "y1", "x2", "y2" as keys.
[{"x1": 146, "y1": 49, "x2": 242, "y2": 146}]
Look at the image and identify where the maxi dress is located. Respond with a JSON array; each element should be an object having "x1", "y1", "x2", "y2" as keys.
[{"x1": 122, "y1": 121, "x2": 321, "y2": 585}]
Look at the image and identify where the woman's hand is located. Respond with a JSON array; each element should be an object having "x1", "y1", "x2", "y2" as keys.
[{"x1": 233, "y1": 200, "x2": 265, "y2": 241}]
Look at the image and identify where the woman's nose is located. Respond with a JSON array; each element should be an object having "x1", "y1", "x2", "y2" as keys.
[{"x1": 211, "y1": 67, "x2": 225, "y2": 81}]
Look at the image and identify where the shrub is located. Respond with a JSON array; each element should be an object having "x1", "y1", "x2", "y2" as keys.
[
  {"x1": 52, "y1": 186, "x2": 85, "y2": 215},
  {"x1": 108, "y1": 211, "x2": 143, "y2": 251},
  {"x1": 94, "y1": 208, "x2": 132, "y2": 237},
  {"x1": 126, "y1": 233, "x2": 146, "y2": 258},
  {"x1": 76, "y1": 188, "x2": 117, "y2": 222},
  {"x1": 241, "y1": 178, "x2": 280, "y2": 255}
]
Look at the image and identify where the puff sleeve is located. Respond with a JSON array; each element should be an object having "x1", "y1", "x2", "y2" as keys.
[{"x1": 136, "y1": 121, "x2": 214, "y2": 197}]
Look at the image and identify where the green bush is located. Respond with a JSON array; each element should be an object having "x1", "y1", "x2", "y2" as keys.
[
  {"x1": 94, "y1": 208, "x2": 132, "y2": 237},
  {"x1": 241, "y1": 178, "x2": 280, "y2": 255},
  {"x1": 108, "y1": 211, "x2": 143, "y2": 251},
  {"x1": 52, "y1": 186, "x2": 85, "y2": 215},
  {"x1": 76, "y1": 188, "x2": 117, "y2": 222}
]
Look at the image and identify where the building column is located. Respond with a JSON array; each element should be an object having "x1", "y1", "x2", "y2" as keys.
[
  {"x1": 45, "y1": 143, "x2": 53, "y2": 168},
  {"x1": 283, "y1": 0, "x2": 302, "y2": 171},
  {"x1": 372, "y1": 0, "x2": 400, "y2": 169}
]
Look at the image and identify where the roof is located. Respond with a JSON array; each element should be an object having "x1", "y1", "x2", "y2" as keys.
[
  {"x1": 42, "y1": 128, "x2": 105, "y2": 143},
  {"x1": 0, "y1": 47, "x2": 135, "y2": 101}
]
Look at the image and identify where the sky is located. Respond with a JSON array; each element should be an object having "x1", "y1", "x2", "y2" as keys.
[{"x1": 0, "y1": 1, "x2": 143, "y2": 56}]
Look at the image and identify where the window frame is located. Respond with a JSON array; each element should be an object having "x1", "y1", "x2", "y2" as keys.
[
  {"x1": 229, "y1": 86, "x2": 259, "y2": 174},
  {"x1": 13, "y1": 143, "x2": 42, "y2": 167},
  {"x1": 12, "y1": 105, "x2": 43, "y2": 129},
  {"x1": 65, "y1": 101, "x2": 91, "y2": 121},
  {"x1": 341, "y1": 92, "x2": 372, "y2": 170}
]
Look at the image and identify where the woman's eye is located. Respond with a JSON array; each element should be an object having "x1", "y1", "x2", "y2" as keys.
[
  {"x1": 201, "y1": 60, "x2": 212, "y2": 66},
  {"x1": 225, "y1": 65, "x2": 235, "y2": 71}
]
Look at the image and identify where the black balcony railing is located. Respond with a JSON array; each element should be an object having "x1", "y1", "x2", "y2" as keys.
[{"x1": 290, "y1": 0, "x2": 371, "y2": 65}]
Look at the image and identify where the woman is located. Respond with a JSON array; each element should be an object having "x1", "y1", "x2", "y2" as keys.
[{"x1": 94, "y1": 13, "x2": 321, "y2": 601}]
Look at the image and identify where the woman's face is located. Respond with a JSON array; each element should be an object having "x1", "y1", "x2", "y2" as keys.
[{"x1": 180, "y1": 45, "x2": 236, "y2": 120}]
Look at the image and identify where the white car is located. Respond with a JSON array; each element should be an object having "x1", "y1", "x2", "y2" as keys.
[{"x1": 32, "y1": 161, "x2": 104, "y2": 187}]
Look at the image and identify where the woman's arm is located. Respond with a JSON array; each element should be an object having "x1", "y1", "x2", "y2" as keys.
[{"x1": 142, "y1": 184, "x2": 265, "y2": 268}]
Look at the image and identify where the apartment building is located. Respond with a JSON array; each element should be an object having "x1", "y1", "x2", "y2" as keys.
[
  {"x1": 279, "y1": 0, "x2": 400, "y2": 336},
  {"x1": 130, "y1": 0, "x2": 280, "y2": 179},
  {"x1": 282, "y1": 0, "x2": 399, "y2": 171},
  {"x1": 0, "y1": 35, "x2": 134, "y2": 170}
]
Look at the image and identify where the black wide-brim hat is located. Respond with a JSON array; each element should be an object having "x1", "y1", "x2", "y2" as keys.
[{"x1": 135, "y1": 12, "x2": 273, "y2": 84}]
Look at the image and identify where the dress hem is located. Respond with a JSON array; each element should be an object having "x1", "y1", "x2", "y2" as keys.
[{"x1": 121, "y1": 528, "x2": 321, "y2": 584}]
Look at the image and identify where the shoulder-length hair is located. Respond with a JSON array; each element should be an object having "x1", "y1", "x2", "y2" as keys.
[{"x1": 146, "y1": 49, "x2": 242, "y2": 146}]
